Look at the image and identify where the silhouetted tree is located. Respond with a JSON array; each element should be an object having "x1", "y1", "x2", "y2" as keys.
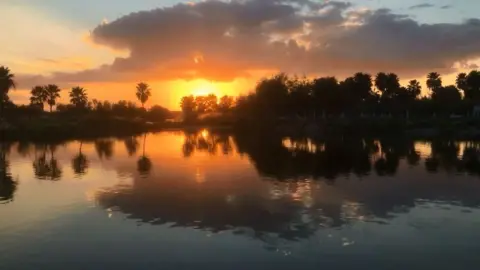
[
  {"x1": 375, "y1": 72, "x2": 400, "y2": 100},
  {"x1": 255, "y1": 73, "x2": 289, "y2": 117},
  {"x1": 457, "y1": 70, "x2": 480, "y2": 102},
  {"x1": 287, "y1": 76, "x2": 312, "y2": 117},
  {"x1": 375, "y1": 72, "x2": 389, "y2": 95},
  {"x1": 30, "y1": 85, "x2": 47, "y2": 110},
  {"x1": 218, "y1": 95, "x2": 235, "y2": 113},
  {"x1": 0, "y1": 66, "x2": 16, "y2": 119},
  {"x1": 352, "y1": 72, "x2": 374, "y2": 100},
  {"x1": 44, "y1": 84, "x2": 61, "y2": 112},
  {"x1": 136, "y1": 82, "x2": 151, "y2": 108},
  {"x1": 456, "y1": 72, "x2": 469, "y2": 94},
  {"x1": 181, "y1": 95, "x2": 197, "y2": 121},
  {"x1": 312, "y1": 76, "x2": 340, "y2": 116},
  {"x1": 148, "y1": 105, "x2": 171, "y2": 122},
  {"x1": 431, "y1": 85, "x2": 461, "y2": 115},
  {"x1": 339, "y1": 73, "x2": 373, "y2": 114},
  {"x1": 204, "y1": 94, "x2": 218, "y2": 112},
  {"x1": 69, "y1": 86, "x2": 88, "y2": 108},
  {"x1": 426, "y1": 72, "x2": 443, "y2": 95},
  {"x1": 406, "y1": 80, "x2": 422, "y2": 98}
]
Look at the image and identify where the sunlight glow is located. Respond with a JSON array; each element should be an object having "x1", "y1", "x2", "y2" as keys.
[
  {"x1": 191, "y1": 80, "x2": 219, "y2": 97},
  {"x1": 201, "y1": 129, "x2": 209, "y2": 138}
]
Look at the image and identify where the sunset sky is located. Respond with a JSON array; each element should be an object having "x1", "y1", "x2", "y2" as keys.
[{"x1": 3, "y1": 0, "x2": 480, "y2": 109}]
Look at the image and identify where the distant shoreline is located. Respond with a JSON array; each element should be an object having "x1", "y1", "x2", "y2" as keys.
[{"x1": 2, "y1": 116, "x2": 480, "y2": 142}]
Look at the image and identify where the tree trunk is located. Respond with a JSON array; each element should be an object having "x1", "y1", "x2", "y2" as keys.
[{"x1": 50, "y1": 105, "x2": 52, "y2": 113}]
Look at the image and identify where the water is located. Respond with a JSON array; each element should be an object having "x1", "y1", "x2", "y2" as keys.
[{"x1": 1, "y1": 131, "x2": 480, "y2": 269}]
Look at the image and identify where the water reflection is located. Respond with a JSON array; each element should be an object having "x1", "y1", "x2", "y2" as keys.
[
  {"x1": 72, "y1": 141, "x2": 89, "y2": 176},
  {"x1": 33, "y1": 144, "x2": 62, "y2": 181},
  {"x1": 94, "y1": 139, "x2": 114, "y2": 160},
  {"x1": 0, "y1": 141, "x2": 17, "y2": 203},
  {"x1": 4, "y1": 131, "x2": 480, "y2": 246},
  {"x1": 137, "y1": 134, "x2": 152, "y2": 177},
  {"x1": 94, "y1": 131, "x2": 480, "y2": 246},
  {"x1": 123, "y1": 136, "x2": 139, "y2": 157},
  {"x1": 182, "y1": 130, "x2": 233, "y2": 157}
]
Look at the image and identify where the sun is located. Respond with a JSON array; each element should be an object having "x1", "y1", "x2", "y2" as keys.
[{"x1": 191, "y1": 80, "x2": 219, "y2": 97}]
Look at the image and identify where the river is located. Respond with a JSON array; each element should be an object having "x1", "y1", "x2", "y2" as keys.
[{"x1": 1, "y1": 130, "x2": 480, "y2": 269}]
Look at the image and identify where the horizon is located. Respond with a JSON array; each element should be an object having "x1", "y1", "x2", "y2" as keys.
[{"x1": 3, "y1": 0, "x2": 480, "y2": 109}]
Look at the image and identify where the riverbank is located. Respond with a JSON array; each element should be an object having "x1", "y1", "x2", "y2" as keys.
[
  {"x1": 2, "y1": 115, "x2": 480, "y2": 141},
  {"x1": 269, "y1": 117, "x2": 480, "y2": 140},
  {"x1": 0, "y1": 115, "x2": 234, "y2": 141}
]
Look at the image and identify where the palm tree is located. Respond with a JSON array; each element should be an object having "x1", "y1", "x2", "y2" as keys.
[
  {"x1": 406, "y1": 80, "x2": 422, "y2": 98},
  {"x1": 353, "y1": 72, "x2": 373, "y2": 100},
  {"x1": 44, "y1": 84, "x2": 61, "y2": 112},
  {"x1": 69, "y1": 87, "x2": 88, "y2": 108},
  {"x1": 136, "y1": 82, "x2": 151, "y2": 108},
  {"x1": 0, "y1": 66, "x2": 16, "y2": 119},
  {"x1": 375, "y1": 72, "x2": 400, "y2": 99},
  {"x1": 459, "y1": 70, "x2": 480, "y2": 101},
  {"x1": 30, "y1": 85, "x2": 47, "y2": 110},
  {"x1": 426, "y1": 72, "x2": 442, "y2": 94},
  {"x1": 456, "y1": 72, "x2": 468, "y2": 94},
  {"x1": 375, "y1": 72, "x2": 389, "y2": 96}
]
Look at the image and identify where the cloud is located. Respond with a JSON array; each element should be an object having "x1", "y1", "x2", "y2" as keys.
[
  {"x1": 408, "y1": 3, "x2": 434, "y2": 10},
  {"x1": 16, "y1": 0, "x2": 480, "y2": 88},
  {"x1": 440, "y1": 5, "x2": 452, "y2": 10}
]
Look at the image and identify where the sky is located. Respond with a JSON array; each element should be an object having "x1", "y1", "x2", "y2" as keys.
[{"x1": 2, "y1": 0, "x2": 480, "y2": 109}]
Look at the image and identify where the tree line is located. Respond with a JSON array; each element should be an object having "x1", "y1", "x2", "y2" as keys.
[
  {"x1": 230, "y1": 71, "x2": 480, "y2": 121},
  {"x1": 0, "y1": 65, "x2": 169, "y2": 120},
  {"x1": 180, "y1": 94, "x2": 236, "y2": 121},
  {"x1": 4, "y1": 65, "x2": 480, "y2": 123}
]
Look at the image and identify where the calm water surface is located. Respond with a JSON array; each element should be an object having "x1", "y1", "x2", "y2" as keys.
[{"x1": 1, "y1": 131, "x2": 480, "y2": 269}]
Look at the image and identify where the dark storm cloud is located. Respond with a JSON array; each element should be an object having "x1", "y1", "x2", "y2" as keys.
[
  {"x1": 408, "y1": 3, "x2": 434, "y2": 10},
  {"x1": 17, "y1": 0, "x2": 480, "y2": 87}
]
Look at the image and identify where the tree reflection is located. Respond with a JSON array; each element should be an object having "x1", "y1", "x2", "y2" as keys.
[
  {"x1": 72, "y1": 141, "x2": 89, "y2": 176},
  {"x1": 33, "y1": 144, "x2": 62, "y2": 180},
  {"x1": 458, "y1": 144, "x2": 480, "y2": 175},
  {"x1": 94, "y1": 132, "x2": 480, "y2": 249},
  {"x1": 123, "y1": 136, "x2": 139, "y2": 157},
  {"x1": 0, "y1": 141, "x2": 17, "y2": 203},
  {"x1": 16, "y1": 141, "x2": 31, "y2": 157},
  {"x1": 137, "y1": 134, "x2": 152, "y2": 177},
  {"x1": 95, "y1": 139, "x2": 114, "y2": 160},
  {"x1": 182, "y1": 130, "x2": 233, "y2": 157},
  {"x1": 96, "y1": 177, "x2": 322, "y2": 244}
]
